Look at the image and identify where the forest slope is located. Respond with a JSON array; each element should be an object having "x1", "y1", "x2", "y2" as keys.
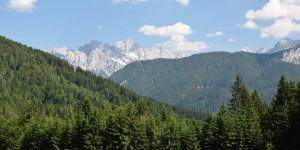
[{"x1": 111, "y1": 50, "x2": 300, "y2": 111}]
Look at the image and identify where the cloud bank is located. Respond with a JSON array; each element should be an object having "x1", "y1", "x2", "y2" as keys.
[
  {"x1": 244, "y1": 0, "x2": 300, "y2": 38},
  {"x1": 139, "y1": 22, "x2": 208, "y2": 52}
]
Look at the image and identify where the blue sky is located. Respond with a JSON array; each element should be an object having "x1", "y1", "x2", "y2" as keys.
[{"x1": 1, "y1": 0, "x2": 300, "y2": 54}]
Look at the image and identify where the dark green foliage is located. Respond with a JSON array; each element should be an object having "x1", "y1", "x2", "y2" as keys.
[
  {"x1": 251, "y1": 89, "x2": 267, "y2": 117},
  {"x1": 110, "y1": 51, "x2": 300, "y2": 112},
  {"x1": 0, "y1": 35, "x2": 205, "y2": 149},
  {"x1": 1, "y1": 36, "x2": 300, "y2": 150},
  {"x1": 230, "y1": 75, "x2": 243, "y2": 111},
  {"x1": 200, "y1": 113, "x2": 217, "y2": 150},
  {"x1": 0, "y1": 116, "x2": 21, "y2": 150},
  {"x1": 262, "y1": 76, "x2": 298, "y2": 150}
]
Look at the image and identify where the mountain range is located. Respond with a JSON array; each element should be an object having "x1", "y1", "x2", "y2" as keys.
[
  {"x1": 49, "y1": 40, "x2": 186, "y2": 77},
  {"x1": 48, "y1": 38, "x2": 300, "y2": 112},
  {"x1": 0, "y1": 35, "x2": 204, "y2": 119},
  {"x1": 50, "y1": 38, "x2": 300, "y2": 78},
  {"x1": 110, "y1": 44, "x2": 300, "y2": 112},
  {"x1": 257, "y1": 38, "x2": 300, "y2": 54}
]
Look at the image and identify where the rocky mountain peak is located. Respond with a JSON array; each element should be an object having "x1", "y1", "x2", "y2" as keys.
[
  {"x1": 78, "y1": 40, "x2": 104, "y2": 55},
  {"x1": 49, "y1": 40, "x2": 180, "y2": 77},
  {"x1": 113, "y1": 39, "x2": 141, "y2": 53},
  {"x1": 282, "y1": 44, "x2": 300, "y2": 65},
  {"x1": 269, "y1": 38, "x2": 300, "y2": 53}
]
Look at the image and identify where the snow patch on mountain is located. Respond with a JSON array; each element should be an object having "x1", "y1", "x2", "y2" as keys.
[
  {"x1": 240, "y1": 47, "x2": 251, "y2": 53},
  {"x1": 49, "y1": 40, "x2": 181, "y2": 77},
  {"x1": 257, "y1": 48, "x2": 269, "y2": 54}
]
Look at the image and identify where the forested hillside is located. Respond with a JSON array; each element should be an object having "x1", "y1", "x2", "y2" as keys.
[
  {"x1": 1, "y1": 36, "x2": 300, "y2": 149},
  {"x1": 0, "y1": 35, "x2": 204, "y2": 149},
  {"x1": 110, "y1": 50, "x2": 300, "y2": 111}
]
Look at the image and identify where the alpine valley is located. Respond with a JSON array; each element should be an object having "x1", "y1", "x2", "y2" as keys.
[
  {"x1": 110, "y1": 38, "x2": 300, "y2": 111},
  {"x1": 2, "y1": 36, "x2": 300, "y2": 149}
]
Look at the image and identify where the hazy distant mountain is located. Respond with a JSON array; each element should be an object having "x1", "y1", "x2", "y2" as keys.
[
  {"x1": 49, "y1": 39, "x2": 184, "y2": 77},
  {"x1": 256, "y1": 38, "x2": 300, "y2": 54},
  {"x1": 110, "y1": 46, "x2": 300, "y2": 112},
  {"x1": 268, "y1": 38, "x2": 300, "y2": 53}
]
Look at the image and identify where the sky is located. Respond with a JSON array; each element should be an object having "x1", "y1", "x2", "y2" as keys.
[{"x1": 1, "y1": 0, "x2": 300, "y2": 54}]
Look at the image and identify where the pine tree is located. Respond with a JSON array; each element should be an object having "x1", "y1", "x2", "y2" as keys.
[
  {"x1": 215, "y1": 102, "x2": 228, "y2": 149},
  {"x1": 286, "y1": 81, "x2": 300, "y2": 149},
  {"x1": 164, "y1": 116, "x2": 182, "y2": 149},
  {"x1": 136, "y1": 99, "x2": 148, "y2": 117},
  {"x1": 243, "y1": 108, "x2": 263, "y2": 149},
  {"x1": 263, "y1": 76, "x2": 296, "y2": 149},
  {"x1": 200, "y1": 113, "x2": 217, "y2": 150},
  {"x1": 74, "y1": 99, "x2": 103, "y2": 150},
  {"x1": 250, "y1": 89, "x2": 266, "y2": 117},
  {"x1": 274, "y1": 76, "x2": 296, "y2": 106},
  {"x1": 230, "y1": 75, "x2": 243, "y2": 110},
  {"x1": 41, "y1": 120, "x2": 62, "y2": 150},
  {"x1": 240, "y1": 84, "x2": 251, "y2": 110},
  {"x1": 131, "y1": 119, "x2": 149, "y2": 150},
  {"x1": 146, "y1": 116, "x2": 158, "y2": 149},
  {"x1": 181, "y1": 124, "x2": 200, "y2": 150},
  {"x1": 105, "y1": 108, "x2": 132, "y2": 149}
]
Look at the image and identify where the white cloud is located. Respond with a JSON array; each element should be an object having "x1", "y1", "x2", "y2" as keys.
[
  {"x1": 7, "y1": 0, "x2": 37, "y2": 12},
  {"x1": 177, "y1": 0, "x2": 189, "y2": 6},
  {"x1": 246, "y1": 0, "x2": 300, "y2": 20},
  {"x1": 206, "y1": 31, "x2": 224, "y2": 37},
  {"x1": 138, "y1": 22, "x2": 193, "y2": 37},
  {"x1": 261, "y1": 18, "x2": 300, "y2": 38},
  {"x1": 111, "y1": 0, "x2": 147, "y2": 4},
  {"x1": 243, "y1": 20, "x2": 259, "y2": 29},
  {"x1": 244, "y1": 0, "x2": 300, "y2": 38},
  {"x1": 139, "y1": 22, "x2": 208, "y2": 52},
  {"x1": 228, "y1": 38, "x2": 238, "y2": 42},
  {"x1": 162, "y1": 35, "x2": 209, "y2": 52}
]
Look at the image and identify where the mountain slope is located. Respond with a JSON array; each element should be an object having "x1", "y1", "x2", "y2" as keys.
[
  {"x1": 49, "y1": 40, "x2": 183, "y2": 77},
  {"x1": 110, "y1": 49, "x2": 300, "y2": 111},
  {"x1": 0, "y1": 35, "x2": 203, "y2": 119},
  {"x1": 268, "y1": 38, "x2": 300, "y2": 53},
  {"x1": 0, "y1": 35, "x2": 210, "y2": 149}
]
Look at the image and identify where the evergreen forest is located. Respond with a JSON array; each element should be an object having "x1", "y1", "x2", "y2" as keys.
[
  {"x1": 110, "y1": 49, "x2": 300, "y2": 112},
  {"x1": 0, "y1": 36, "x2": 300, "y2": 149}
]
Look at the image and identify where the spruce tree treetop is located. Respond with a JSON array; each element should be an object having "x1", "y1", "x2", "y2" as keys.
[{"x1": 230, "y1": 75, "x2": 243, "y2": 111}]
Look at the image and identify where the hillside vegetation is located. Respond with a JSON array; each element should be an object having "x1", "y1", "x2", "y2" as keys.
[
  {"x1": 1, "y1": 36, "x2": 300, "y2": 149},
  {"x1": 110, "y1": 51, "x2": 300, "y2": 111}
]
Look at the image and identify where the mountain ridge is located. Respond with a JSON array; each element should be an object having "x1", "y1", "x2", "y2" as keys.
[
  {"x1": 49, "y1": 39, "x2": 186, "y2": 77},
  {"x1": 110, "y1": 46, "x2": 300, "y2": 111}
]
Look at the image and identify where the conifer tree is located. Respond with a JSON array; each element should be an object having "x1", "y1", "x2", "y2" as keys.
[
  {"x1": 263, "y1": 76, "x2": 296, "y2": 149},
  {"x1": 105, "y1": 108, "x2": 132, "y2": 149},
  {"x1": 230, "y1": 75, "x2": 243, "y2": 110},
  {"x1": 164, "y1": 116, "x2": 182, "y2": 149},
  {"x1": 181, "y1": 124, "x2": 200, "y2": 150},
  {"x1": 215, "y1": 102, "x2": 228, "y2": 149},
  {"x1": 250, "y1": 89, "x2": 266, "y2": 117},
  {"x1": 200, "y1": 113, "x2": 217, "y2": 150},
  {"x1": 240, "y1": 84, "x2": 251, "y2": 110}
]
